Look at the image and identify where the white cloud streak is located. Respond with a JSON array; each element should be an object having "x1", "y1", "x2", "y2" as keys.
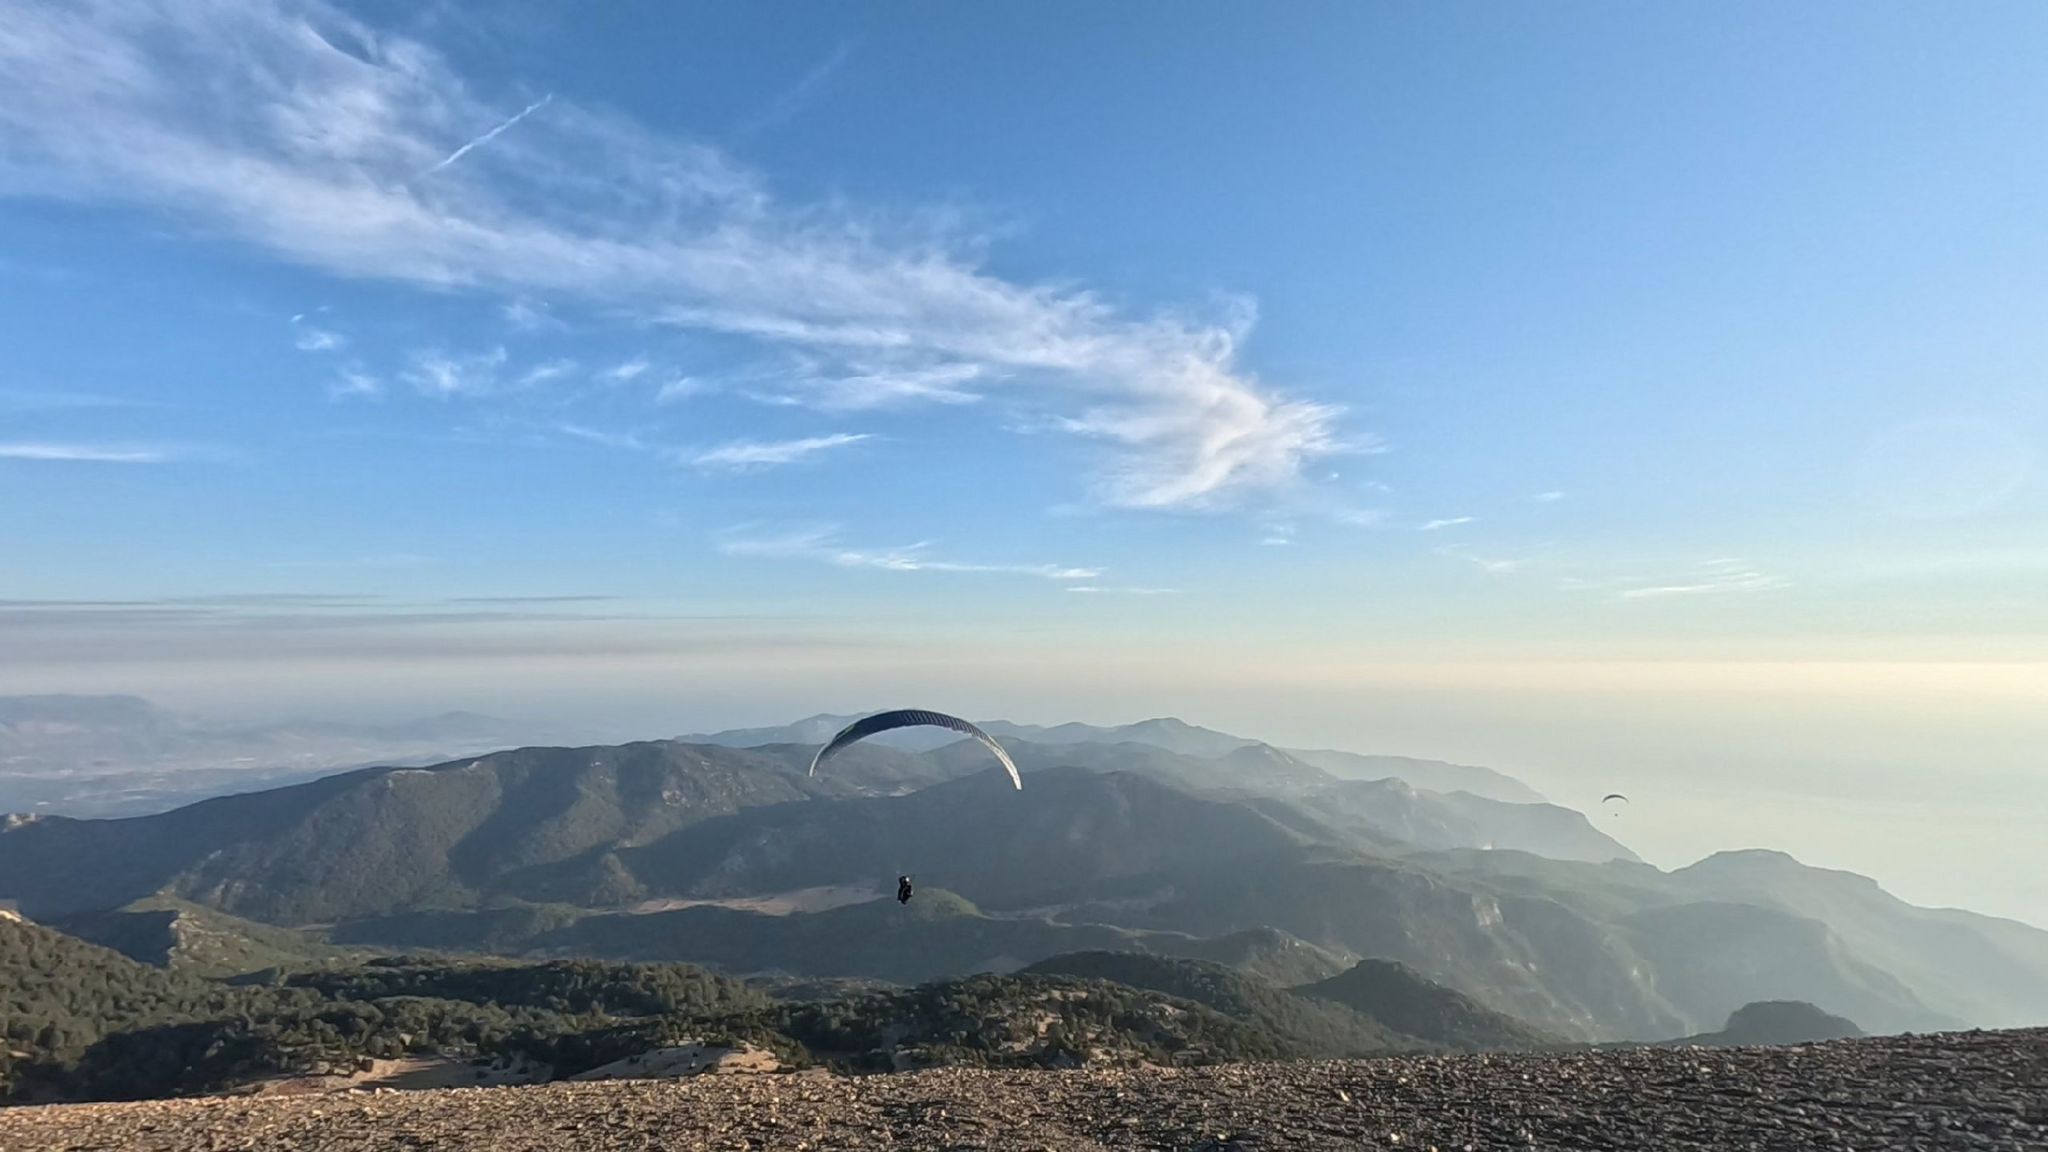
[
  {"x1": 739, "y1": 40, "x2": 856, "y2": 136},
  {"x1": 654, "y1": 377, "x2": 705, "y2": 404},
  {"x1": 427, "y1": 92, "x2": 552, "y2": 173},
  {"x1": 690, "y1": 433, "x2": 868, "y2": 469},
  {"x1": 1620, "y1": 558, "x2": 1789, "y2": 599},
  {"x1": 1420, "y1": 516, "x2": 1475, "y2": 530},
  {"x1": 402, "y1": 347, "x2": 507, "y2": 397},
  {"x1": 501, "y1": 296, "x2": 559, "y2": 330},
  {"x1": 0, "y1": 0, "x2": 1342, "y2": 510},
  {"x1": 557, "y1": 423, "x2": 645, "y2": 451},
  {"x1": 766, "y1": 360, "x2": 984, "y2": 410},
  {"x1": 1437, "y1": 546, "x2": 1527, "y2": 574},
  {"x1": 0, "y1": 442, "x2": 171, "y2": 463},
  {"x1": 720, "y1": 527, "x2": 1098, "y2": 580},
  {"x1": 517, "y1": 359, "x2": 577, "y2": 387},
  {"x1": 602, "y1": 356, "x2": 650, "y2": 382},
  {"x1": 329, "y1": 367, "x2": 381, "y2": 399}
]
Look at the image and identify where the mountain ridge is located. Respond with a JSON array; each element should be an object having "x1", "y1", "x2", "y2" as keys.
[
  {"x1": 4, "y1": 727, "x2": 2043, "y2": 1045},
  {"x1": 680, "y1": 713, "x2": 1543, "y2": 804}
]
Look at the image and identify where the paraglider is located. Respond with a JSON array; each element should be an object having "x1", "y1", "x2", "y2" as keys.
[
  {"x1": 808, "y1": 709, "x2": 1023, "y2": 790},
  {"x1": 1602, "y1": 793, "x2": 1628, "y2": 817},
  {"x1": 897, "y1": 875, "x2": 915, "y2": 904}
]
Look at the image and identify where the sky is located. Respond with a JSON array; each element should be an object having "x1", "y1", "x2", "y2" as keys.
[{"x1": 3, "y1": 1, "x2": 2046, "y2": 924}]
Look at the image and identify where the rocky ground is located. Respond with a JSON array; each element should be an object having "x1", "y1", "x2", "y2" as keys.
[{"x1": 5, "y1": 1029, "x2": 2043, "y2": 1151}]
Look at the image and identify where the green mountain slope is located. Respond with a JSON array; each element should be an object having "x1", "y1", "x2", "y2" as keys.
[
  {"x1": 4, "y1": 913, "x2": 1381, "y2": 1101},
  {"x1": 49, "y1": 897, "x2": 367, "y2": 977},
  {"x1": 1, "y1": 910, "x2": 248, "y2": 1086},
  {"x1": 0, "y1": 741, "x2": 895, "y2": 923},
  {"x1": 1622, "y1": 901, "x2": 1957, "y2": 1035},
  {"x1": 769, "y1": 973, "x2": 1298, "y2": 1071},
  {"x1": 1670, "y1": 850, "x2": 2048, "y2": 1029},
  {"x1": 1152, "y1": 927, "x2": 1351, "y2": 986},
  {"x1": 609, "y1": 766, "x2": 1329, "y2": 907},
  {"x1": 864, "y1": 739, "x2": 1631, "y2": 864},
  {"x1": 1, "y1": 916, "x2": 777, "y2": 1103},
  {"x1": 1054, "y1": 850, "x2": 1692, "y2": 1042},
  {"x1": 524, "y1": 890, "x2": 1158, "y2": 984},
  {"x1": 1291, "y1": 959, "x2": 1564, "y2": 1051},
  {"x1": 1416, "y1": 846, "x2": 2048, "y2": 1031},
  {"x1": 1022, "y1": 951, "x2": 1416, "y2": 1057}
]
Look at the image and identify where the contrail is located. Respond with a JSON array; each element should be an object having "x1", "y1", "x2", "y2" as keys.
[{"x1": 429, "y1": 93, "x2": 553, "y2": 174}]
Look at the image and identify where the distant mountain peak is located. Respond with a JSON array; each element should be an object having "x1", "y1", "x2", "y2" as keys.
[
  {"x1": 1694, "y1": 848, "x2": 1802, "y2": 867},
  {"x1": 1677, "y1": 1000, "x2": 1866, "y2": 1046}
]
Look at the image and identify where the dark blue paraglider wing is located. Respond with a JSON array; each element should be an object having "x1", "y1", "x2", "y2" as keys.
[{"x1": 808, "y1": 709, "x2": 1022, "y2": 789}]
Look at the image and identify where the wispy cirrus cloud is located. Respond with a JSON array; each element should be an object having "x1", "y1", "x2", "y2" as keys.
[
  {"x1": 402, "y1": 348, "x2": 507, "y2": 397},
  {"x1": 601, "y1": 356, "x2": 650, "y2": 383},
  {"x1": 1420, "y1": 516, "x2": 1475, "y2": 531},
  {"x1": 739, "y1": 40, "x2": 858, "y2": 136},
  {"x1": 1333, "y1": 507, "x2": 1387, "y2": 527},
  {"x1": 0, "y1": 442, "x2": 174, "y2": 463},
  {"x1": 288, "y1": 307, "x2": 342, "y2": 350},
  {"x1": 501, "y1": 296, "x2": 561, "y2": 331},
  {"x1": 761, "y1": 360, "x2": 985, "y2": 411},
  {"x1": 329, "y1": 367, "x2": 382, "y2": 399},
  {"x1": 1620, "y1": 558, "x2": 1789, "y2": 599},
  {"x1": 690, "y1": 432, "x2": 868, "y2": 469},
  {"x1": 0, "y1": 0, "x2": 1342, "y2": 511},
  {"x1": 0, "y1": 593, "x2": 839, "y2": 667},
  {"x1": 1436, "y1": 545, "x2": 1529, "y2": 574},
  {"x1": 556, "y1": 423, "x2": 646, "y2": 451},
  {"x1": 1433, "y1": 545, "x2": 1785, "y2": 599},
  {"x1": 654, "y1": 376, "x2": 706, "y2": 404},
  {"x1": 517, "y1": 359, "x2": 577, "y2": 387},
  {"x1": 721, "y1": 526, "x2": 1097, "y2": 580}
]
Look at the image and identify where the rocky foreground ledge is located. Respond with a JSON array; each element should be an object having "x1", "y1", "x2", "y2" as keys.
[{"x1": 6, "y1": 1029, "x2": 2044, "y2": 1152}]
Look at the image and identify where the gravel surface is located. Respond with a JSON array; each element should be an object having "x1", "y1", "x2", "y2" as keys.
[{"x1": 5, "y1": 1028, "x2": 2043, "y2": 1152}]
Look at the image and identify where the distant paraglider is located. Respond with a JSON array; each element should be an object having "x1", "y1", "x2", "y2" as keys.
[
  {"x1": 1602, "y1": 793, "x2": 1628, "y2": 817},
  {"x1": 808, "y1": 709, "x2": 1024, "y2": 790},
  {"x1": 897, "y1": 874, "x2": 915, "y2": 904}
]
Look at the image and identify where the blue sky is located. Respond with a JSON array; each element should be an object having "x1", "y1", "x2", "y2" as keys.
[{"x1": 3, "y1": 2, "x2": 2047, "y2": 922}]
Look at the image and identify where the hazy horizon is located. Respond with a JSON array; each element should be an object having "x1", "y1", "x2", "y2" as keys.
[{"x1": 5, "y1": 3, "x2": 2045, "y2": 928}]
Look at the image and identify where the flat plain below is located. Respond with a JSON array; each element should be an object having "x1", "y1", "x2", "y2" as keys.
[{"x1": 4, "y1": 1029, "x2": 2043, "y2": 1152}]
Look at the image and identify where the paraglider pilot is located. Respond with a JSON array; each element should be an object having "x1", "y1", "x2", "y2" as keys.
[{"x1": 897, "y1": 875, "x2": 914, "y2": 904}]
